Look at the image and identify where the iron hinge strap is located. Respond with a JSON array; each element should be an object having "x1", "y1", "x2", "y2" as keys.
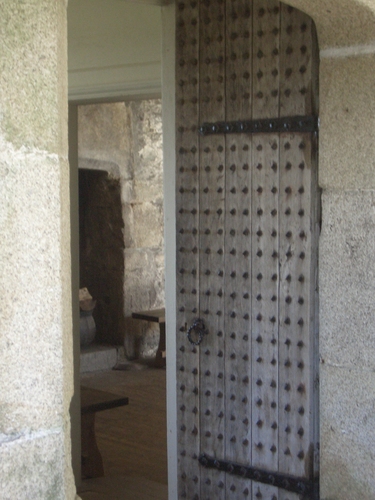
[
  {"x1": 199, "y1": 453, "x2": 319, "y2": 498},
  {"x1": 198, "y1": 115, "x2": 318, "y2": 136}
]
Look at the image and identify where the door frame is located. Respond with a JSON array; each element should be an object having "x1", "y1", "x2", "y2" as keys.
[{"x1": 161, "y1": 4, "x2": 179, "y2": 499}]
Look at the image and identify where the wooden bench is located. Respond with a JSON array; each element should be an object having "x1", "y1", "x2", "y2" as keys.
[
  {"x1": 81, "y1": 385, "x2": 129, "y2": 478},
  {"x1": 132, "y1": 308, "x2": 166, "y2": 368}
]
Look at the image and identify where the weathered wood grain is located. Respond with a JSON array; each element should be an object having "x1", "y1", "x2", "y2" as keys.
[
  {"x1": 280, "y1": 4, "x2": 315, "y2": 116},
  {"x1": 278, "y1": 132, "x2": 312, "y2": 500},
  {"x1": 251, "y1": 2, "x2": 281, "y2": 498},
  {"x1": 224, "y1": 138, "x2": 253, "y2": 498},
  {"x1": 226, "y1": 0, "x2": 253, "y2": 121},
  {"x1": 224, "y1": 0, "x2": 254, "y2": 497},
  {"x1": 277, "y1": 7, "x2": 319, "y2": 500},
  {"x1": 175, "y1": 1, "x2": 201, "y2": 498},
  {"x1": 198, "y1": 0, "x2": 227, "y2": 498},
  {"x1": 252, "y1": 0, "x2": 280, "y2": 120},
  {"x1": 175, "y1": 2, "x2": 319, "y2": 499},
  {"x1": 251, "y1": 133, "x2": 280, "y2": 500}
]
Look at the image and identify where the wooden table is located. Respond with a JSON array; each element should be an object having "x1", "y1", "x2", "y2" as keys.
[
  {"x1": 132, "y1": 308, "x2": 166, "y2": 368},
  {"x1": 81, "y1": 385, "x2": 129, "y2": 478}
]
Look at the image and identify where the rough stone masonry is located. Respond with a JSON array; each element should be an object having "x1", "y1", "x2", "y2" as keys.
[{"x1": 78, "y1": 99, "x2": 165, "y2": 359}]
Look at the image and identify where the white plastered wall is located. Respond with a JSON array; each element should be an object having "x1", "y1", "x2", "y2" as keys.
[{"x1": 68, "y1": 0, "x2": 162, "y2": 101}]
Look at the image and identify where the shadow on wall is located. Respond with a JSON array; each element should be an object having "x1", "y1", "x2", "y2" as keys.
[{"x1": 79, "y1": 168, "x2": 125, "y2": 345}]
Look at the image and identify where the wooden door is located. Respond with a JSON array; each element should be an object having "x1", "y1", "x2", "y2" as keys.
[{"x1": 175, "y1": 1, "x2": 319, "y2": 499}]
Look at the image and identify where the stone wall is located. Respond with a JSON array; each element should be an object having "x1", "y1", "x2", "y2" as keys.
[
  {"x1": 317, "y1": 51, "x2": 375, "y2": 500},
  {"x1": 78, "y1": 100, "x2": 164, "y2": 358},
  {"x1": 0, "y1": 1, "x2": 76, "y2": 498}
]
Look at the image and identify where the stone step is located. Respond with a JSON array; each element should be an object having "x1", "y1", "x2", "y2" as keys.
[{"x1": 80, "y1": 344, "x2": 119, "y2": 373}]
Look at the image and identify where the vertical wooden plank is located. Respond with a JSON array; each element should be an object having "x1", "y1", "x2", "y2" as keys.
[
  {"x1": 175, "y1": 2, "x2": 201, "y2": 498},
  {"x1": 224, "y1": 0, "x2": 253, "y2": 498},
  {"x1": 278, "y1": 7, "x2": 319, "y2": 500},
  {"x1": 199, "y1": 0, "x2": 226, "y2": 498},
  {"x1": 224, "y1": 136, "x2": 253, "y2": 500},
  {"x1": 252, "y1": 0, "x2": 280, "y2": 121},
  {"x1": 226, "y1": 0, "x2": 253, "y2": 121},
  {"x1": 279, "y1": 5, "x2": 315, "y2": 117},
  {"x1": 251, "y1": 134, "x2": 280, "y2": 500},
  {"x1": 199, "y1": 139, "x2": 226, "y2": 500},
  {"x1": 278, "y1": 133, "x2": 313, "y2": 500},
  {"x1": 251, "y1": 1, "x2": 280, "y2": 499}
]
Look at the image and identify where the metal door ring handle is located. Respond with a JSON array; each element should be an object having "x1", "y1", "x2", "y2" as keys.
[{"x1": 187, "y1": 318, "x2": 208, "y2": 346}]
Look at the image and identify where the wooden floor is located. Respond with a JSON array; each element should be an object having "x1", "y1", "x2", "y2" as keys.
[{"x1": 78, "y1": 364, "x2": 168, "y2": 500}]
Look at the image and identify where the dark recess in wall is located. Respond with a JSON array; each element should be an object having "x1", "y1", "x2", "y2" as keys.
[{"x1": 79, "y1": 168, "x2": 125, "y2": 345}]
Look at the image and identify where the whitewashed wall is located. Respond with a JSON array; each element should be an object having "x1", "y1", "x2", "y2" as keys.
[{"x1": 68, "y1": 0, "x2": 162, "y2": 101}]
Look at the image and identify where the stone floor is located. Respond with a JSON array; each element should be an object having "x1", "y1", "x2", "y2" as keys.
[{"x1": 78, "y1": 362, "x2": 168, "y2": 500}]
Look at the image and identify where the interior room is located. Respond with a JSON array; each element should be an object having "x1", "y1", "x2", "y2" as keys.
[
  {"x1": 77, "y1": 100, "x2": 165, "y2": 364},
  {"x1": 68, "y1": 1, "x2": 168, "y2": 498}
]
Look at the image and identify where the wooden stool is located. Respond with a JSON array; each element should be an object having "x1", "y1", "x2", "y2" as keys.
[
  {"x1": 81, "y1": 385, "x2": 129, "y2": 478},
  {"x1": 132, "y1": 308, "x2": 166, "y2": 368}
]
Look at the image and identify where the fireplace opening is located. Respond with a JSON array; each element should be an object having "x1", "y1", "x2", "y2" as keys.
[
  {"x1": 77, "y1": 100, "x2": 165, "y2": 369},
  {"x1": 79, "y1": 168, "x2": 125, "y2": 346}
]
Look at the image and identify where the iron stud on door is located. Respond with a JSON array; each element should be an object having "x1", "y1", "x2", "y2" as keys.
[{"x1": 176, "y1": 1, "x2": 319, "y2": 499}]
